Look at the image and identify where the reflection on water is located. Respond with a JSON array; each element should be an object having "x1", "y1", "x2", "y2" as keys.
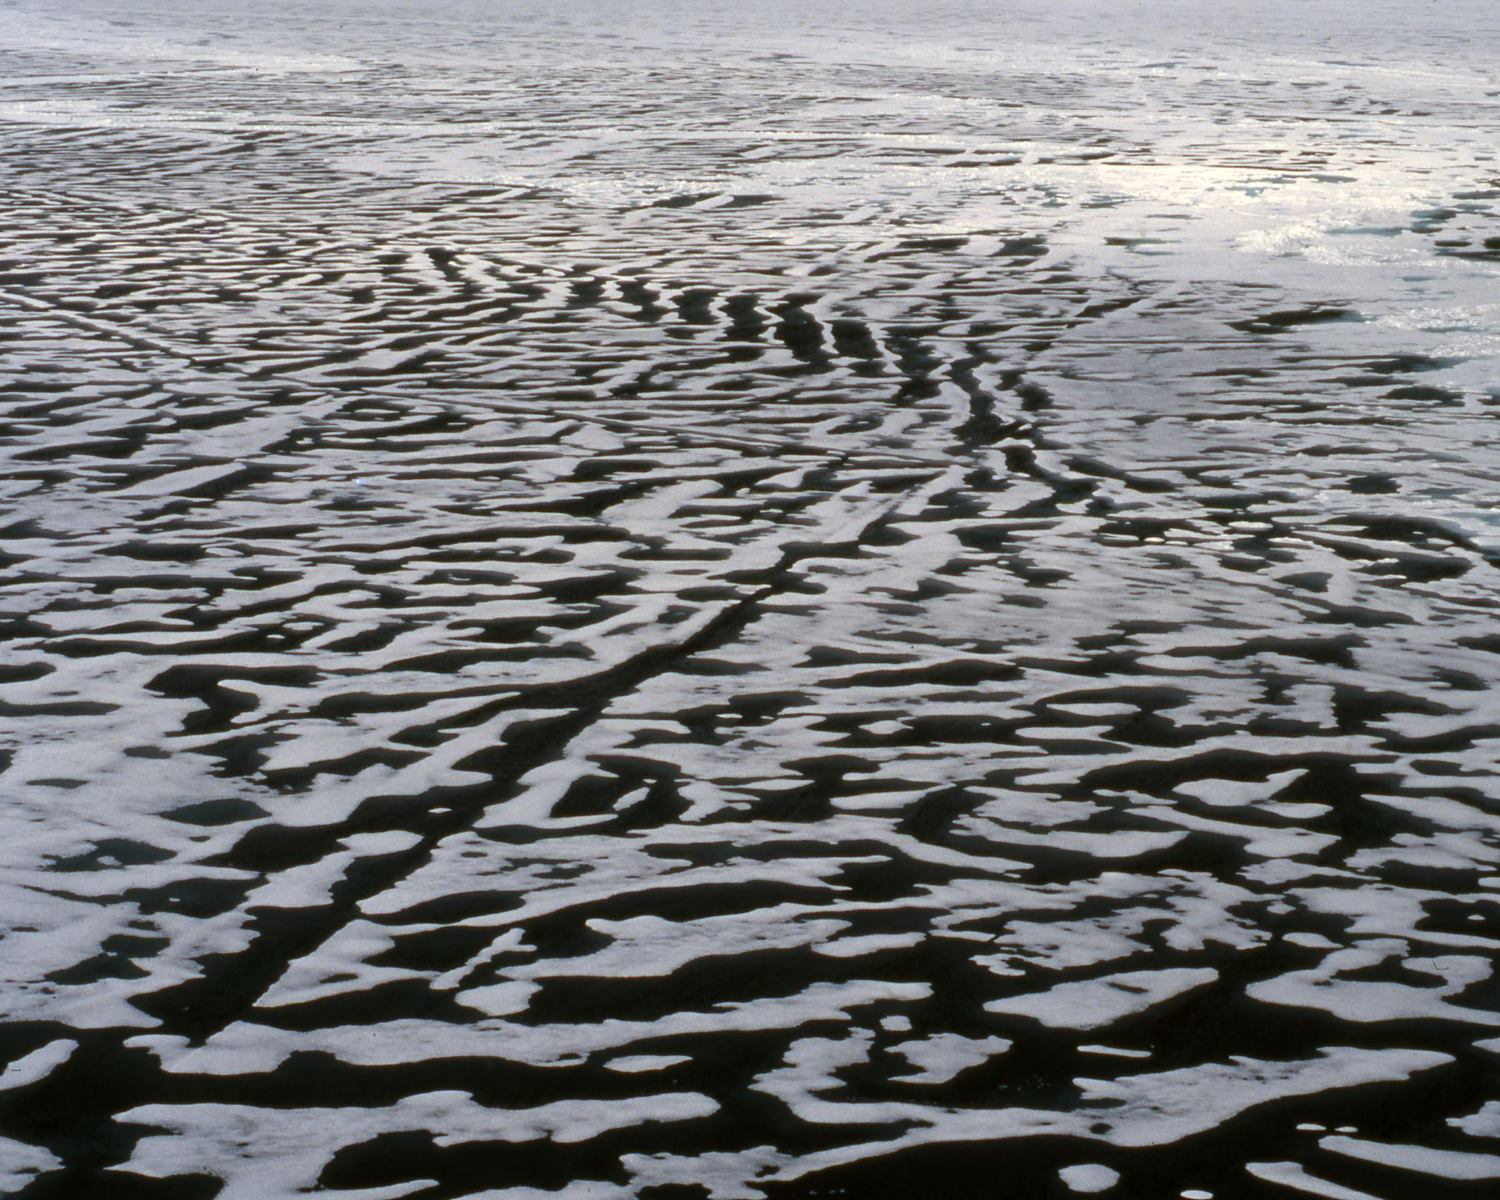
[{"x1": 1, "y1": 1, "x2": 1499, "y2": 1196}]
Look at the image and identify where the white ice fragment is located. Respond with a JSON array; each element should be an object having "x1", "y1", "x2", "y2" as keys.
[
  {"x1": 1247, "y1": 941, "x2": 1500, "y2": 1026},
  {"x1": 116, "y1": 1091, "x2": 719, "y2": 1197},
  {"x1": 0, "y1": 1039, "x2": 76, "y2": 1091},
  {"x1": 1283, "y1": 933, "x2": 1338, "y2": 949},
  {"x1": 1078, "y1": 1048, "x2": 1451, "y2": 1148},
  {"x1": 890, "y1": 1033, "x2": 1011, "y2": 1084},
  {"x1": 1449, "y1": 1101, "x2": 1500, "y2": 1139},
  {"x1": 455, "y1": 981, "x2": 539, "y2": 1017},
  {"x1": 623, "y1": 1144, "x2": 791, "y2": 1200},
  {"x1": 814, "y1": 932, "x2": 924, "y2": 958},
  {"x1": 1174, "y1": 770, "x2": 1305, "y2": 807},
  {"x1": 1246, "y1": 1162, "x2": 1379, "y2": 1200},
  {"x1": 1059, "y1": 1163, "x2": 1119, "y2": 1193},
  {"x1": 1078, "y1": 1045, "x2": 1151, "y2": 1059},
  {"x1": 987, "y1": 968, "x2": 1218, "y2": 1030},
  {"x1": 1320, "y1": 1135, "x2": 1500, "y2": 1180},
  {"x1": 0, "y1": 1136, "x2": 60, "y2": 1193},
  {"x1": 604, "y1": 1055, "x2": 692, "y2": 1074}
]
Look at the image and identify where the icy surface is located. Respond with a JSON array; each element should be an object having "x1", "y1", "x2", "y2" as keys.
[{"x1": 1, "y1": 0, "x2": 1499, "y2": 1196}]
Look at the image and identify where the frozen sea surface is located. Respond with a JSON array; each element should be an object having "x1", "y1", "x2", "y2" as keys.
[{"x1": 1, "y1": 1, "x2": 1499, "y2": 1196}]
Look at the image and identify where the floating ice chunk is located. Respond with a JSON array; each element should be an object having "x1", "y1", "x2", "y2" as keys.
[
  {"x1": 1320, "y1": 1135, "x2": 1500, "y2": 1180},
  {"x1": 1174, "y1": 770, "x2": 1306, "y2": 807},
  {"x1": 455, "y1": 980, "x2": 539, "y2": 1017},
  {"x1": 1265, "y1": 803, "x2": 1332, "y2": 820},
  {"x1": 891, "y1": 1033, "x2": 1011, "y2": 1084},
  {"x1": 456, "y1": 1183, "x2": 631, "y2": 1200},
  {"x1": 1059, "y1": 1162, "x2": 1119, "y2": 1193},
  {"x1": 768, "y1": 1047, "x2": 1452, "y2": 1190},
  {"x1": 505, "y1": 909, "x2": 849, "y2": 981},
  {"x1": 149, "y1": 979, "x2": 937, "y2": 1076},
  {"x1": 111, "y1": 462, "x2": 253, "y2": 498},
  {"x1": 1051, "y1": 703, "x2": 1136, "y2": 717},
  {"x1": 1142, "y1": 805, "x2": 1337, "y2": 859},
  {"x1": 623, "y1": 1145, "x2": 791, "y2": 1200},
  {"x1": 986, "y1": 968, "x2": 1218, "y2": 1030},
  {"x1": 604, "y1": 1055, "x2": 692, "y2": 1074},
  {"x1": 258, "y1": 919, "x2": 429, "y2": 1009},
  {"x1": 1079, "y1": 1044, "x2": 1151, "y2": 1059},
  {"x1": 1078, "y1": 1048, "x2": 1451, "y2": 1148},
  {"x1": 1366, "y1": 792, "x2": 1500, "y2": 835},
  {"x1": 1449, "y1": 1101, "x2": 1500, "y2": 1139},
  {"x1": 116, "y1": 1091, "x2": 719, "y2": 1198},
  {"x1": 0, "y1": 1039, "x2": 76, "y2": 1091},
  {"x1": 814, "y1": 931, "x2": 924, "y2": 958},
  {"x1": 755, "y1": 1031, "x2": 931, "y2": 1126},
  {"x1": 1283, "y1": 932, "x2": 1338, "y2": 950},
  {"x1": 1247, "y1": 942, "x2": 1500, "y2": 1026},
  {"x1": 0, "y1": 1136, "x2": 60, "y2": 1194}
]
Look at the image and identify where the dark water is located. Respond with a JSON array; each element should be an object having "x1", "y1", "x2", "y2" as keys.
[{"x1": 2, "y1": 1, "x2": 1499, "y2": 1196}]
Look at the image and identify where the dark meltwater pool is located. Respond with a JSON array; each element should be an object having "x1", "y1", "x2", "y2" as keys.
[{"x1": 1, "y1": 1, "x2": 1498, "y2": 1196}]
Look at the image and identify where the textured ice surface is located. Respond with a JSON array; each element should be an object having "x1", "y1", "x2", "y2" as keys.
[
  {"x1": 1059, "y1": 1163, "x2": 1119, "y2": 1193},
  {"x1": 2, "y1": 0, "x2": 1499, "y2": 1197}
]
